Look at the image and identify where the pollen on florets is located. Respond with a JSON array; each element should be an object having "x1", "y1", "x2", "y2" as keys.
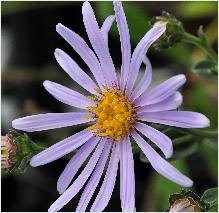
[{"x1": 85, "y1": 86, "x2": 136, "y2": 141}]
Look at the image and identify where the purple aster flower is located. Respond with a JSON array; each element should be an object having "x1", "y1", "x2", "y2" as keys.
[{"x1": 12, "y1": 1, "x2": 210, "y2": 212}]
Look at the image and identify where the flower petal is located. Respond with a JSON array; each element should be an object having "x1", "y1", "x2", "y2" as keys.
[
  {"x1": 48, "y1": 139, "x2": 105, "y2": 212},
  {"x1": 137, "y1": 92, "x2": 182, "y2": 113},
  {"x1": 138, "y1": 111, "x2": 210, "y2": 128},
  {"x1": 43, "y1": 80, "x2": 95, "y2": 109},
  {"x1": 82, "y1": 1, "x2": 117, "y2": 86},
  {"x1": 56, "y1": 23, "x2": 106, "y2": 88},
  {"x1": 100, "y1": 15, "x2": 115, "y2": 45},
  {"x1": 134, "y1": 122, "x2": 173, "y2": 158},
  {"x1": 130, "y1": 56, "x2": 152, "y2": 101},
  {"x1": 57, "y1": 137, "x2": 100, "y2": 194},
  {"x1": 126, "y1": 24, "x2": 166, "y2": 96},
  {"x1": 54, "y1": 48, "x2": 98, "y2": 95},
  {"x1": 30, "y1": 129, "x2": 93, "y2": 167},
  {"x1": 131, "y1": 130, "x2": 193, "y2": 187},
  {"x1": 120, "y1": 136, "x2": 135, "y2": 212},
  {"x1": 12, "y1": 112, "x2": 92, "y2": 132},
  {"x1": 134, "y1": 74, "x2": 186, "y2": 107},
  {"x1": 91, "y1": 141, "x2": 120, "y2": 212},
  {"x1": 76, "y1": 140, "x2": 112, "y2": 212},
  {"x1": 113, "y1": 1, "x2": 131, "y2": 91}
]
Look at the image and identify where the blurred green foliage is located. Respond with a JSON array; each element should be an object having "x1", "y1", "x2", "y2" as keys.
[
  {"x1": 1, "y1": 1, "x2": 77, "y2": 16},
  {"x1": 178, "y1": 1, "x2": 217, "y2": 18}
]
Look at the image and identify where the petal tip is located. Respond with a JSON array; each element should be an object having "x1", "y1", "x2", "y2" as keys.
[
  {"x1": 57, "y1": 185, "x2": 64, "y2": 195},
  {"x1": 43, "y1": 80, "x2": 51, "y2": 88},
  {"x1": 177, "y1": 74, "x2": 186, "y2": 82},
  {"x1": 56, "y1": 23, "x2": 63, "y2": 31},
  {"x1": 54, "y1": 48, "x2": 61, "y2": 55},
  {"x1": 183, "y1": 178, "x2": 193, "y2": 188},
  {"x1": 12, "y1": 119, "x2": 18, "y2": 129},
  {"x1": 30, "y1": 158, "x2": 37, "y2": 167},
  {"x1": 165, "y1": 148, "x2": 173, "y2": 159},
  {"x1": 82, "y1": 1, "x2": 90, "y2": 9},
  {"x1": 201, "y1": 115, "x2": 210, "y2": 128},
  {"x1": 12, "y1": 118, "x2": 24, "y2": 130}
]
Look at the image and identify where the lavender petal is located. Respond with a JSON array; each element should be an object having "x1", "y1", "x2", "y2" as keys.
[
  {"x1": 57, "y1": 137, "x2": 100, "y2": 194},
  {"x1": 48, "y1": 140, "x2": 106, "y2": 212},
  {"x1": 134, "y1": 122, "x2": 173, "y2": 158},
  {"x1": 82, "y1": 1, "x2": 118, "y2": 87},
  {"x1": 30, "y1": 129, "x2": 93, "y2": 167},
  {"x1": 56, "y1": 23, "x2": 106, "y2": 88},
  {"x1": 100, "y1": 15, "x2": 115, "y2": 45},
  {"x1": 131, "y1": 130, "x2": 193, "y2": 187},
  {"x1": 130, "y1": 56, "x2": 152, "y2": 101},
  {"x1": 54, "y1": 48, "x2": 98, "y2": 95},
  {"x1": 76, "y1": 140, "x2": 112, "y2": 212},
  {"x1": 137, "y1": 92, "x2": 182, "y2": 113},
  {"x1": 126, "y1": 24, "x2": 166, "y2": 96},
  {"x1": 12, "y1": 112, "x2": 93, "y2": 132},
  {"x1": 120, "y1": 136, "x2": 135, "y2": 212},
  {"x1": 91, "y1": 141, "x2": 120, "y2": 212},
  {"x1": 138, "y1": 111, "x2": 210, "y2": 128},
  {"x1": 134, "y1": 74, "x2": 186, "y2": 107},
  {"x1": 43, "y1": 80, "x2": 95, "y2": 109},
  {"x1": 113, "y1": 1, "x2": 131, "y2": 91}
]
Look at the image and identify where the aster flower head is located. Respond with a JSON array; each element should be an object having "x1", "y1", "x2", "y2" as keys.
[{"x1": 12, "y1": 1, "x2": 209, "y2": 212}]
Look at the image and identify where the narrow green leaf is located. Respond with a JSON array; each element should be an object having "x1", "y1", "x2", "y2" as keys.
[{"x1": 192, "y1": 60, "x2": 217, "y2": 77}]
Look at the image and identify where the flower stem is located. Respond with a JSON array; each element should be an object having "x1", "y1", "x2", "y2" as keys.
[
  {"x1": 182, "y1": 32, "x2": 218, "y2": 64},
  {"x1": 175, "y1": 128, "x2": 218, "y2": 139}
]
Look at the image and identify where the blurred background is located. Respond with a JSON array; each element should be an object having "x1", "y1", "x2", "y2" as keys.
[{"x1": 1, "y1": 1, "x2": 218, "y2": 212}]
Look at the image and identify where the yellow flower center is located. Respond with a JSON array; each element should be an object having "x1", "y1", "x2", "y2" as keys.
[{"x1": 85, "y1": 87, "x2": 136, "y2": 141}]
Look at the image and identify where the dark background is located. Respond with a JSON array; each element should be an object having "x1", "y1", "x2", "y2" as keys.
[{"x1": 1, "y1": 1, "x2": 218, "y2": 211}]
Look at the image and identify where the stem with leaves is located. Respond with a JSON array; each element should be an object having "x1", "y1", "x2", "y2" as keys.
[{"x1": 182, "y1": 32, "x2": 218, "y2": 65}]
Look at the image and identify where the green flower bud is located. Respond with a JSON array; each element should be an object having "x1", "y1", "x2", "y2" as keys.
[
  {"x1": 1, "y1": 130, "x2": 45, "y2": 174},
  {"x1": 150, "y1": 11, "x2": 185, "y2": 50}
]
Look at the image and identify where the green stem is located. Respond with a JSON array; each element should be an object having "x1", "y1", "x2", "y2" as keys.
[
  {"x1": 182, "y1": 32, "x2": 218, "y2": 64},
  {"x1": 172, "y1": 135, "x2": 194, "y2": 146},
  {"x1": 175, "y1": 128, "x2": 218, "y2": 139}
]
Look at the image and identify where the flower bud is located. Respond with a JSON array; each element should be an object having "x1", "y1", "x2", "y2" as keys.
[
  {"x1": 150, "y1": 11, "x2": 185, "y2": 50},
  {"x1": 1, "y1": 130, "x2": 45, "y2": 173},
  {"x1": 167, "y1": 190, "x2": 208, "y2": 212},
  {"x1": 1, "y1": 134, "x2": 16, "y2": 169}
]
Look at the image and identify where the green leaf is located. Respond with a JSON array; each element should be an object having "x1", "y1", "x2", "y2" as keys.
[
  {"x1": 192, "y1": 60, "x2": 218, "y2": 77},
  {"x1": 201, "y1": 188, "x2": 218, "y2": 207}
]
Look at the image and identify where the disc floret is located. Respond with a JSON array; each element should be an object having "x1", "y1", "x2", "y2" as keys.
[{"x1": 86, "y1": 87, "x2": 136, "y2": 140}]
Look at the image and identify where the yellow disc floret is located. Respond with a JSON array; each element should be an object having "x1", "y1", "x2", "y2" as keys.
[{"x1": 85, "y1": 87, "x2": 136, "y2": 141}]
